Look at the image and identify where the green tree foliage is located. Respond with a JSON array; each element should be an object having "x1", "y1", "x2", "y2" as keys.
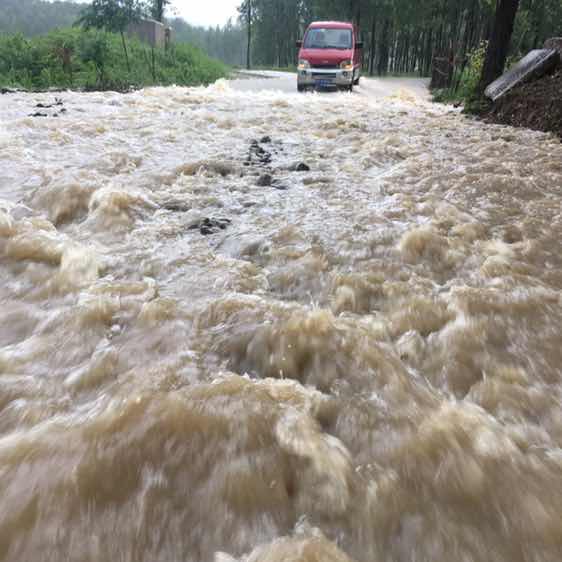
[
  {"x1": 0, "y1": 28, "x2": 227, "y2": 91},
  {"x1": 77, "y1": 0, "x2": 145, "y2": 72},
  {"x1": 150, "y1": 0, "x2": 170, "y2": 23},
  {"x1": 0, "y1": 0, "x2": 248, "y2": 67}
]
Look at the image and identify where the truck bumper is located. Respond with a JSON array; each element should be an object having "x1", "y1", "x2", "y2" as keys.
[{"x1": 297, "y1": 68, "x2": 354, "y2": 89}]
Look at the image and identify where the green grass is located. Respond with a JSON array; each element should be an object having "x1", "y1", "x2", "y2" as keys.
[{"x1": 0, "y1": 27, "x2": 228, "y2": 91}]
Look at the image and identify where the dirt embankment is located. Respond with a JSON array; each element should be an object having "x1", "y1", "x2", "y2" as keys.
[{"x1": 484, "y1": 68, "x2": 562, "y2": 139}]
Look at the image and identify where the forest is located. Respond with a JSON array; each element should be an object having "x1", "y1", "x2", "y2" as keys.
[
  {"x1": 240, "y1": 0, "x2": 562, "y2": 86},
  {"x1": 0, "y1": 0, "x2": 84, "y2": 37}
]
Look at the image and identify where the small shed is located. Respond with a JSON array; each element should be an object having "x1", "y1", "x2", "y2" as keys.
[{"x1": 128, "y1": 18, "x2": 170, "y2": 49}]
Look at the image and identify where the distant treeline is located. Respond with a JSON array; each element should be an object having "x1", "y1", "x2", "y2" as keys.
[
  {"x1": 0, "y1": 0, "x2": 83, "y2": 36},
  {"x1": 169, "y1": 18, "x2": 246, "y2": 67}
]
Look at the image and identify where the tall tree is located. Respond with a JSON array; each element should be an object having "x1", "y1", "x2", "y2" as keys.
[
  {"x1": 246, "y1": 0, "x2": 253, "y2": 69},
  {"x1": 78, "y1": 0, "x2": 145, "y2": 72},
  {"x1": 478, "y1": 0, "x2": 521, "y2": 93},
  {"x1": 151, "y1": 0, "x2": 170, "y2": 23}
]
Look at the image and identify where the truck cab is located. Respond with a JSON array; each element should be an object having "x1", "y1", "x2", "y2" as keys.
[{"x1": 296, "y1": 21, "x2": 363, "y2": 92}]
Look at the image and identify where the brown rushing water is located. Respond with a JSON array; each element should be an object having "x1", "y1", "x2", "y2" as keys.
[{"x1": 1, "y1": 82, "x2": 562, "y2": 562}]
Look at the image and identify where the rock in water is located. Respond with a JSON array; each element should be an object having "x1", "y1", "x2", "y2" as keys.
[
  {"x1": 485, "y1": 49, "x2": 560, "y2": 101},
  {"x1": 162, "y1": 200, "x2": 191, "y2": 212},
  {"x1": 256, "y1": 174, "x2": 272, "y2": 187},
  {"x1": 188, "y1": 217, "x2": 232, "y2": 235}
]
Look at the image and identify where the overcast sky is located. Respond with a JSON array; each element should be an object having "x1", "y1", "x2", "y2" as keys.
[
  {"x1": 52, "y1": 0, "x2": 241, "y2": 28},
  {"x1": 170, "y1": 0, "x2": 241, "y2": 27}
]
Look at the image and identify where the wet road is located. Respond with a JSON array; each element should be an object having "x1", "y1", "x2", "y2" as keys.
[
  {"x1": 229, "y1": 70, "x2": 430, "y2": 99},
  {"x1": 0, "y1": 75, "x2": 562, "y2": 562}
]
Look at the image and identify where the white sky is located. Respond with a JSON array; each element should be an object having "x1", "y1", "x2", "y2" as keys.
[
  {"x1": 50, "y1": 0, "x2": 241, "y2": 28},
  {"x1": 169, "y1": 0, "x2": 241, "y2": 27}
]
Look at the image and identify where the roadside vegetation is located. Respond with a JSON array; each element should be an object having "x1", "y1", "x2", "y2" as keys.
[
  {"x1": 0, "y1": 29, "x2": 227, "y2": 91},
  {"x1": 0, "y1": 0, "x2": 227, "y2": 91}
]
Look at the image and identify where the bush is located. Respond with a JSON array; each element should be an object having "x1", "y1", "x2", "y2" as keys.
[
  {"x1": 0, "y1": 27, "x2": 228, "y2": 91},
  {"x1": 456, "y1": 42, "x2": 487, "y2": 100},
  {"x1": 432, "y1": 42, "x2": 487, "y2": 108}
]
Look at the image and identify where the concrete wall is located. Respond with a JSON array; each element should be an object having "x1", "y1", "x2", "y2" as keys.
[{"x1": 128, "y1": 19, "x2": 167, "y2": 48}]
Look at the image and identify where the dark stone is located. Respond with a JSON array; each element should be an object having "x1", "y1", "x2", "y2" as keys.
[
  {"x1": 272, "y1": 184, "x2": 287, "y2": 190},
  {"x1": 260, "y1": 135, "x2": 272, "y2": 143},
  {"x1": 256, "y1": 174, "x2": 273, "y2": 187},
  {"x1": 1, "y1": 88, "x2": 14, "y2": 94},
  {"x1": 190, "y1": 217, "x2": 232, "y2": 235},
  {"x1": 544, "y1": 38, "x2": 562, "y2": 58},
  {"x1": 248, "y1": 139, "x2": 274, "y2": 166},
  {"x1": 29, "y1": 112, "x2": 48, "y2": 117},
  {"x1": 288, "y1": 162, "x2": 311, "y2": 172},
  {"x1": 36, "y1": 99, "x2": 63, "y2": 109},
  {"x1": 163, "y1": 201, "x2": 191, "y2": 212}
]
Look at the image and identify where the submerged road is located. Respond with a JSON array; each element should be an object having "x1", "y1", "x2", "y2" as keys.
[
  {"x1": 0, "y1": 71, "x2": 562, "y2": 562},
  {"x1": 229, "y1": 69, "x2": 430, "y2": 99}
]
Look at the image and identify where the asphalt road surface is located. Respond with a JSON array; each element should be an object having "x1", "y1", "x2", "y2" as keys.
[{"x1": 229, "y1": 69, "x2": 430, "y2": 99}]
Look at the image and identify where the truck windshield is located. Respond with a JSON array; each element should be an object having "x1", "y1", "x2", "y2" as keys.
[{"x1": 304, "y1": 28, "x2": 352, "y2": 50}]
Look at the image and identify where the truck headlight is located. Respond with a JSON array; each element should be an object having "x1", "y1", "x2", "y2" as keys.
[
  {"x1": 340, "y1": 60, "x2": 353, "y2": 71},
  {"x1": 298, "y1": 59, "x2": 310, "y2": 70}
]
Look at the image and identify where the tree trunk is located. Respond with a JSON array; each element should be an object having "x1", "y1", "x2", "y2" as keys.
[
  {"x1": 120, "y1": 31, "x2": 130, "y2": 73},
  {"x1": 377, "y1": 20, "x2": 390, "y2": 76},
  {"x1": 246, "y1": 1, "x2": 252, "y2": 70},
  {"x1": 478, "y1": 0, "x2": 520, "y2": 93},
  {"x1": 369, "y1": 14, "x2": 377, "y2": 76},
  {"x1": 154, "y1": 0, "x2": 164, "y2": 22}
]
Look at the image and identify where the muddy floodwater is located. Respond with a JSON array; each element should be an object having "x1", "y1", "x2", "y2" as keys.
[{"x1": 1, "y1": 81, "x2": 562, "y2": 562}]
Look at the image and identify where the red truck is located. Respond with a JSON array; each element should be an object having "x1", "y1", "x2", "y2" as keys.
[{"x1": 296, "y1": 21, "x2": 363, "y2": 92}]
